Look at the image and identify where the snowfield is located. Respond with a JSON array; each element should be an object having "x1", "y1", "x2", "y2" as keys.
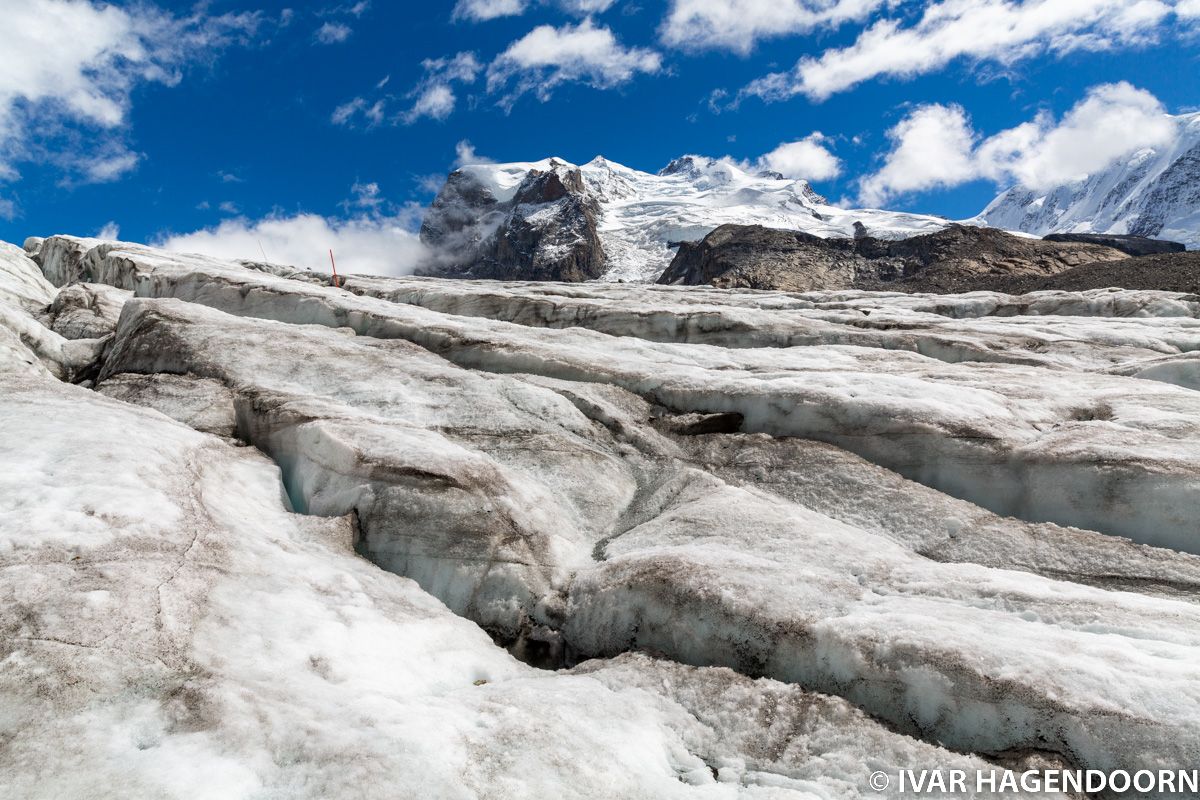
[{"x1": 3, "y1": 234, "x2": 1200, "y2": 798}]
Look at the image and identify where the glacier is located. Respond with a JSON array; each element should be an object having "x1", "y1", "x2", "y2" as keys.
[{"x1": 2, "y1": 233, "x2": 1200, "y2": 797}]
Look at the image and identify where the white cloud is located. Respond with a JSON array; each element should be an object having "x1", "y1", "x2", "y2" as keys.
[
  {"x1": 96, "y1": 221, "x2": 120, "y2": 240},
  {"x1": 349, "y1": 181, "x2": 383, "y2": 208},
  {"x1": 743, "y1": 0, "x2": 1191, "y2": 102},
  {"x1": 660, "y1": 0, "x2": 888, "y2": 55},
  {"x1": 0, "y1": 0, "x2": 260, "y2": 184},
  {"x1": 159, "y1": 183, "x2": 428, "y2": 277},
  {"x1": 335, "y1": 52, "x2": 481, "y2": 127},
  {"x1": 401, "y1": 52, "x2": 481, "y2": 124},
  {"x1": 453, "y1": 0, "x2": 528, "y2": 20},
  {"x1": 77, "y1": 149, "x2": 141, "y2": 184},
  {"x1": 219, "y1": 201, "x2": 240, "y2": 214},
  {"x1": 159, "y1": 210, "x2": 428, "y2": 277},
  {"x1": 487, "y1": 19, "x2": 661, "y2": 106},
  {"x1": 452, "y1": 0, "x2": 616, "y2": 22},
  {"x1": 858, "y1": 104, "x2": 978, "y2": 205},
  {"x1": 342, "y1": 21, "x2": 654, "y2": 123},
  {"x1": 979, "y1": 82, "x2": 1177, "y2": 188},
  {"x1": 745, "y1": 133, "x2": 842, "y2": 180},
  {"x1": 315, "y1": 22, "x2": 352, "y2": 44},
  {"x1": 858, "y1": 82, "x2": 1178, "y2": 205},
  {"x1": 331, "y1": 97, "x2": 385, "y2": 126},
  {"x1": 405, "y1": 85, "x2": 457, "y2": 122},
  {"x1": 562, "y1": 0, "x2": 618, "y2": 12},
  {"x1": 454, "y1": 139, "x2": 495, "y2": 167}
]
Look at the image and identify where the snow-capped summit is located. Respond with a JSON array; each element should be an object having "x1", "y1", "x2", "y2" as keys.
[
  {"x1": 977, "y1": 112, "x2": 1200, "y2": 249},
  {"x1": 421, "y1": 154, "x2": 947, "y2": 282}
]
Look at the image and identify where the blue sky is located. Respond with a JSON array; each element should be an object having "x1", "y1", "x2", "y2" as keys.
[{"x1": 1, "y1": 0, "x2": 1198, "y2": 271}]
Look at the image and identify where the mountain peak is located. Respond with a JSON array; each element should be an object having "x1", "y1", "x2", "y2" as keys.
[
  {"x1": 422, "y1": 154, "x2": 946, "y2": 283},
  {"x1": 977, "y1": 111, "x2": 1200, "y2": 249},
  {"x1": 658, "y1": 155, "x2": 712, "y2": 177}
]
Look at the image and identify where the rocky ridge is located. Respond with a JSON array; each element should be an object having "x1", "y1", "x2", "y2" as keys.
[
  {"x1": 421, "y1": 159, "x2": 607, "y2": 282},
  {"x1": 656, "y1": 223, "x2": 1139, "y2": 293}
]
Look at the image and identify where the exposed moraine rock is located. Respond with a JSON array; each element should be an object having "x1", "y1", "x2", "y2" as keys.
[
  {"x1": 658, "y1": 223, "x2": 1129, "y2": 293},
  {"x1": 656, "y1": 224, "x2": 892, "y2": 291},
  {"x1": 1043, "y1": 232, "x2": 1186, "y2": 257},
  {"x1": 981, "y1": 251, "x2": 1200, "y2": 295}
]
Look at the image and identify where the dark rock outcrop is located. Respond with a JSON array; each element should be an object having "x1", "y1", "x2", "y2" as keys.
[
  {"x1": 419, "y1": 160, "x2": 605, "y2": 282},
  {"x1": 657, "y1": 225, "x2": 886, "y2": 291},
  {"x1": 659, "y1": 223, "x2": 1129, "y2": 293},
  {"x1": 1042, "y1": 233, "x2": 1186, "y2": 257},
  {"x1": 979, "y1": 251, "x2": 1200, "y2": 295}
]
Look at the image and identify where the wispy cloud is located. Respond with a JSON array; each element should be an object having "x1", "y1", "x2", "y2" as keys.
[
  {"x1": 0, "y1": 0, "x2": 262, "y2": 186},
  {"x1": 332, "y1": 53, "x2": 481, "y2": 127},
  {"x1": 451, "y1": 0, "x2": 616, "y2": 22},
  {"x1": 453, "y1": 0, "x2": 527, "y2": 21},
  {"x1": 660, "y1": 0, "x2": 888, "y2": 55},
  {"x1": 453, "y1": 139, "x2": 495, "y2": 167},
  {"x1": 331, "y1": 97, "x2": 385, "y2": 126},
  {"x1": 401, "y1": 52, "x2": 482, "y2": 123},
  {"x1": 742, "y1": 0, "x2": 1193, "y2": 103},
  {"x1": 315, "y1": 21, "x2": 353, "y2": 44}
]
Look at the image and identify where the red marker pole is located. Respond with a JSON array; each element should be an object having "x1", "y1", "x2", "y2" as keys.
[{"x1": 329, "y1": 248, "x2": 340, "y2": 288}]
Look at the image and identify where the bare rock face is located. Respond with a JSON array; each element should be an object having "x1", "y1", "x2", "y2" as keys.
[
  {"x1": 419, "y1": 160, "x2": 606, "y2": 282},
  {"x1": 659, "y1": 223, "x2": 1130, "y2": 293},
  {"x1": 1043, "y1": 232, "x2": 1186, "y2": 257},
  {"x1": 983, "y1": 250, "x2": 1200, "y2": 295},
  {"x1": 858, "y1": 224, "x2": 1129, "y2": 292},
  {"x1": 657, "y1": 224, "x2": 887, "y2": 291}
]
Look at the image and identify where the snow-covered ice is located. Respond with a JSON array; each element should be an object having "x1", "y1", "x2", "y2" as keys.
[
  {"x1": 12, "y1": 372, "x2": 999, "y2": 798},
  {"x1": 4, "y1": 257, "x2": 1058, "y2": 799},
  {"x1": 4, "y1": 234, "x2": 1200, "y2": 797}
]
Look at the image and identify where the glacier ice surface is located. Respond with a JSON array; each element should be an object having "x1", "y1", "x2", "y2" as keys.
[{"x1": 4, "y1": 234, "x2": 1200, "y2": 797}]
